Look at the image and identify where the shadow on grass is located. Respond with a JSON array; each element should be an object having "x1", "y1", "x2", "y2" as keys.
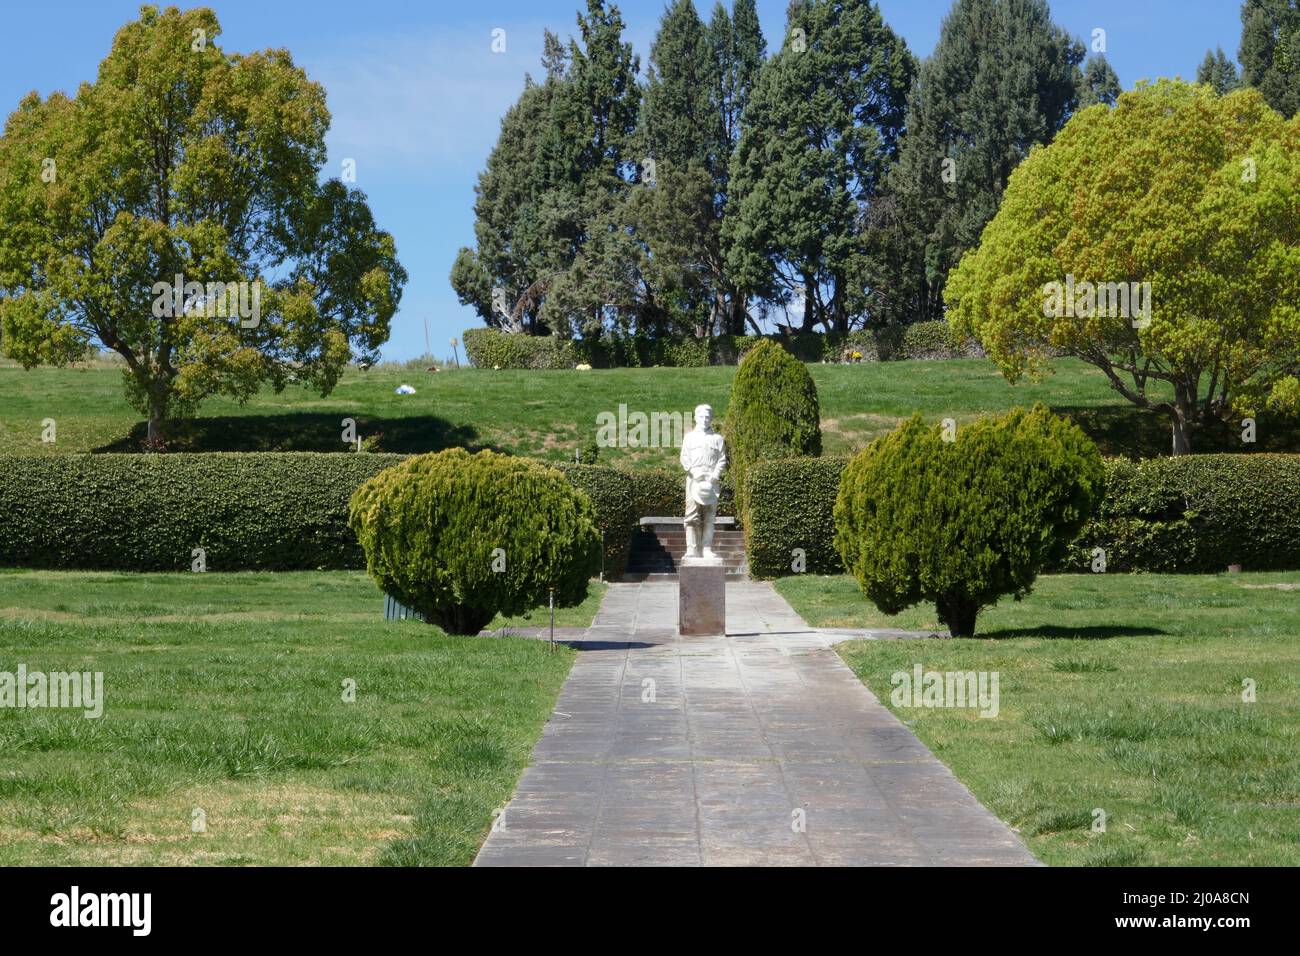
[
  {"x1": 978, "y1": 624, "x2": 1167, "y2": 641},
  {"x1": 97, "y1": 413, "x2": 484, "y2": 454},
  {"x1": 1056, "y1": 405, "x2": 1300, "y2": 458}
]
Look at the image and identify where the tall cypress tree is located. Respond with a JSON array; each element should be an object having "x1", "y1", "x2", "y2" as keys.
[
  {"x1": 724, "y1": 0, "x2": 914, "y2": 335},
  {"x1": 633, "y1": 1, "x2": 765, "y2": 337},
  {"x1": 1239, "y1": 0, "x2": 1300, "y2": 116},
  {"x1": 453, "y1": 2, "x2": 642, "y2": 338},
  {"x1": 1079, "y1": 54, "x2": 1122, "y2": 107},
  {"x1": 1197, "y1": 46, "x2": 1242, "y2": 95},
  {"x1": 876, "y1": 0, "x2": 1084, "y2": 325},
  {"x1": 451, "y1": 76, "x2": 574, "y2": 334},
  {"x1": 643, "y1": 0, "x2": 714, "y2": 169}
]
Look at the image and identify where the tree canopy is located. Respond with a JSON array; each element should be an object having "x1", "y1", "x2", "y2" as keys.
[
  {"x1": 0, "y1": 5, "x2": 406, "y2": 441},
  {"x1": 945, "y1": 80, "x2": 1300, "y2": 455},
  {"x1": 875, "y1": 0, "x2": 1084, "y2": 326},
  {"x1": 724, "y1": 0, "x2": 915, "y2": 335}
]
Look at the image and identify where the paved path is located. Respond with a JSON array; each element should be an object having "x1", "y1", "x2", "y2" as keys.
[{"x1": 474, "y1": 581, "x2": 1038, "y2": 867}]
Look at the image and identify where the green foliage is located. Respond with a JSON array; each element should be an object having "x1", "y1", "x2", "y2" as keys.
[
  {"x1": 746, "y1": 457, "x2": 848, "y2": 578},
  {"x1": 724, "y1": 0, "x2": 915, "y2": 334},
  {"x1": 1070, "y1": 454, "x2": 1300, "y2": 573},
  {"x1": 0, "y1": 453, "x2": 405, "y2": 571},
  {"x1": 0, "y1": 452, "x2": 668, "y2": 581},
  {"x1": 459, "y1": 324, "x2": 972, "y2": 369},
  {"x1": 946, "y1": 80, "x2": 1300, "y2": 455},
  {"x1": 553, "y1": 462, "x2": 637, "y2": 577},
  {"x1": 0, "y1": 6, "x2": 406, "y2": 441},
  {"x1": 724, "y1": 340, "x2": 822, "y2": 523},
  {"x1": 878, "y1": 0, "x2": 1084, "y2": 327},
  {"x1": 349, "y1": 450, "x2": 601, "y2": 634},
  {"x1": 461, "y1": 329, "x2": 580, "y2": 369},
  {"x1": 1197, "y1": 45, "x2": 1242, "y2": 95},
  {"x1": 1079, "y1": 55, "x2": 1122, "y2": 107},
  {"x1": 1239, "y1": 0, "x2": 1300, "y2": 117},
  {"x1": 833, "y1": 406, "x2": 1105, "y2": 636}
]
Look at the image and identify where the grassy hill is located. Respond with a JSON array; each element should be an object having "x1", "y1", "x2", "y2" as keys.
[{"x1": 3, "y1": 357, "x2": 1295, "y2": 464}]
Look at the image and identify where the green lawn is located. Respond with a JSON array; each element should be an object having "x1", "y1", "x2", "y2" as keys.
[
  {"x1": 776, "y1": 572, "x2": 1300, "y2": 865},
  {"x1": 9, "y1": 356, "x2": 1276, "y2": 464},
  {"x1": 0, "y1": 570, "x2": 601, "y2": 866}
]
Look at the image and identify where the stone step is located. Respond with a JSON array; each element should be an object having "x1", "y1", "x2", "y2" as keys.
[{"x1": 624, "y1": 519, "x2": 748, "y2": 581}]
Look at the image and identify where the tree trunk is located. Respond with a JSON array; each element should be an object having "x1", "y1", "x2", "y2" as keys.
[
  {"x1": 800, "y1": 273, "x2": 817, "y2": 332},
  {"x1": 936, "y1": 594, "x2": 980, "y2": 638},
  {"x1": 1170, "y1": 384, "x2": 1194, "y2": 456},
  {"x1": 146, "y1": 395, "x2": 166, "y2": 445},
  {"x1": 430, "y1": 604, "x2": 495, "y2": 636},
  {"x1": 1170, "y1": 416, "x2": 1191, "y2": 456}
]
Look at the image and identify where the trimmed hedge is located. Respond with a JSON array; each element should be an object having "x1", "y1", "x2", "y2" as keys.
[
  {"x1": 1068, "y1": 454, "x2": 1300, "y2": 573},
  {"x1": 0, "y1": 453, "x2": 406, "y2": 571},
  {"x1": 747, "y1": 452, "x2": 1300, "y2": 579},
  {"x1": 0, "y1": 454, "x2": 722, "y2": 580},
  {"x1": 746, "y1": 457, "x2": 848, "y2": 578},
  {"x1": 460, "y1": 329, "x2": 579, "y2": 370},
  {"x1": 462, "y1": 322, "x2": 981, "y2": 369},
  {"x1": 553, "y1": 462, "x2": 638, "y2": 578},
  {"x1": 10, "y1": 451, "x2": 1293, "y2": 579}
]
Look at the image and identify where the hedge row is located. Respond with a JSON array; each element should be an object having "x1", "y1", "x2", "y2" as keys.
[
  {"x1": 0, "y1": 453, "x2": 407, "y2": 571},
  {"x1": 1067, "y1": 454, "x2": 1300, "y2": 573},
  {"x1": 746, "y1": 457, "x2": 848, "y2": 577},
  {"x1": 0, "y1": 454, "x2": 718, "y2": 579},
  {"x1": 462, "y1": 322, "x2": 980, "y2": 370},
  {"x1": 743, "y1": 453, "x2": 1300, "y2": 578},
  {"x1": 8, "y1": 452, "x2": 1291, "y2": 578}
]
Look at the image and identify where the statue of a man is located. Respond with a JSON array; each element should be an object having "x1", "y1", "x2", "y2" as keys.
[{"x1": 680, "y1": 403, "x2": 727, "y2": 560}]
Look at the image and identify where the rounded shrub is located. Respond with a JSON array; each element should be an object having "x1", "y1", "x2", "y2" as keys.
[
  {"x1": 349, "y1": 449, "x2": 601, "y2": 634},
  {"x1": 833, "y1": 405, "x2": 1105, "y2": 637},
  {"x1": 723, "y1": 339, "x2": 822, "y2": 523}
]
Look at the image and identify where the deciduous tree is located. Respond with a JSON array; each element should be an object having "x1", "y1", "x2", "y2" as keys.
[
  {"x1": 946, "y1": 81, "x2": 1300, "y2": 455},
  {"x1": 0, "y1": 6, "x2": 405, "y2": 442}
]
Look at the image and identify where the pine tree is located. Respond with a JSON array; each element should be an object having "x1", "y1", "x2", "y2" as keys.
[
  {"x1": 875, "y1": 0, "x2": 1084, "y2": 326},
  {"x1": 632, "y1": 1, "x2": 766, "y2": 337},
  {"x1": 724, "y1": 0, "x2": 914, "y2": 335},
  {"x1": 643, "y1": 0, "x2": 714, "y2": 169},
  {"x1": 1197, "y1": 45, "x2": 1241, "y2": 95},
  {"x1": 1079, "y1": 54, "x2": 1122, "y2": 107},
  {"x1": 452, "y1": 1, "x2": 641, "y2": 338},
  {"x1": 1239, "y1": 0, "x2": 1300, "y2": 116}
]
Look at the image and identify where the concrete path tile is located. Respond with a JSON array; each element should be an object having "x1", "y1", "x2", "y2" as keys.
[{"x1": 474, "y1": 580, "x2": 1039, "y2": 867}]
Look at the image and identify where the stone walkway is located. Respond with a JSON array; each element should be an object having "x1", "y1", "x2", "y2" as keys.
[{"x1": 474, "y1": 581, "x2": 1039, "y2": 867}]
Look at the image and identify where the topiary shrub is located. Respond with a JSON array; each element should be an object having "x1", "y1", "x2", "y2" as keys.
[
  {"x1": 723, "y1": 339, "x2": 822, "y2": 527},
  {"x1": 834, "y1": 405, "x2": 1105, "y2": 637},
  {"x1": 349, "y1": 449, "x2": 601, "y2": 634}
]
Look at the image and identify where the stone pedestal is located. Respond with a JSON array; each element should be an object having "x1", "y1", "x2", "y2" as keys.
[{"x1": 679, "y1": 557, "x2": 726, "y2": 636}]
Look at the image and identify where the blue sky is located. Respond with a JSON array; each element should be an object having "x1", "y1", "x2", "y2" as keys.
[{"x1": 2, "y1": 1, "x2": 1245, "y2": 360}]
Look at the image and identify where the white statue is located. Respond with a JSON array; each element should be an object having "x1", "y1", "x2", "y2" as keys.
[{"x1": 680, "y1": 404, "x2": 727, "y2": 560}]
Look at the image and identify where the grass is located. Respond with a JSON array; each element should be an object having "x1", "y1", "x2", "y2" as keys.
[
  {"x1": 11, "y1": 356, "x2": 1291, "y2": 464},
  {"x1": 776, "y1": 572, "x2": 1300, "y2": 865},
  {"x1": 0, "y1": 570, "x2": 603, "y2": 866}
]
